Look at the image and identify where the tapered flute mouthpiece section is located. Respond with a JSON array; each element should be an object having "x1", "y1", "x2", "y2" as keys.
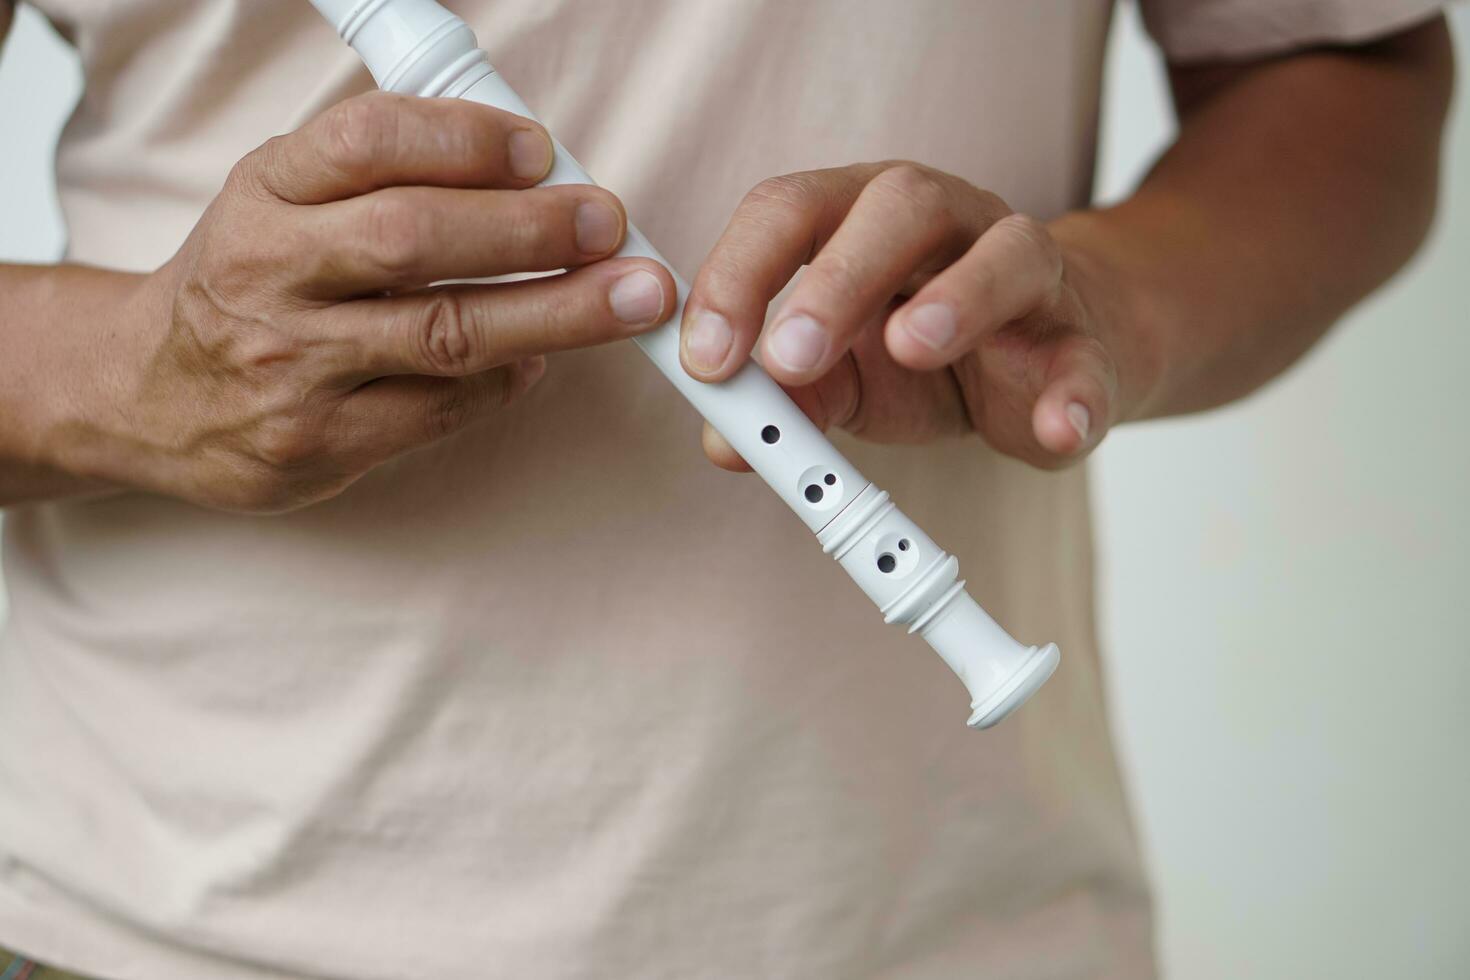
[{"x1": 307, "y1": 0, "x2": 358, "y2": 28}]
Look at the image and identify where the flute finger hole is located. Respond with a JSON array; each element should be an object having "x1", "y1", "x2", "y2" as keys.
[
  {"x1": 797, "y1": 465, "x2": 843, "y2": 511},
  {"x1": 873, "y1": 532, "x2": 920, "y2": 577},
  {"x1": 761, "y1": 425, "x2": 781, "y2": 444}
]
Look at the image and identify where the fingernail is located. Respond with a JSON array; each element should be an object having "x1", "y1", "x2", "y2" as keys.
[
  {"x1": 767, "y1": 315, "x2": 827, "y2": 373},
  {"x1": 609, "y1": 270, "x2": 665, "y2": 326},
  {"x1": 905, "y1": 303, "x2": 958, "y2": 351},
  {"x1": 508, "y1": 129, "x2": 552, "y2": 180},
  {"x1": 685, "y1": 311, "x2": 733, "y2": 374},
  {"x1": 1066, "y1": 402, "x2": 1091, "y2": 443},
  {"x1": 575, "y1": 201, "x2": 621, "y2": 254}
]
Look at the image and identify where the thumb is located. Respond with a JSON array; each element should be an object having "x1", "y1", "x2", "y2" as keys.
[{"x1": 1031, "y1": 333, "x2": 1118, "y2": 462}]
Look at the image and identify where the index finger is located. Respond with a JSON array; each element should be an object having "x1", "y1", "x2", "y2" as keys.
[
  {"x1": 239, "y1": 92, "x2": 555, "y2": 205},
  {"x1": 679, "y1": 166, "x2": 882, "y2": 382}
]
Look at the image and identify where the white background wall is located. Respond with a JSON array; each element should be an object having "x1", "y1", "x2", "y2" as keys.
[
  {"x1": 1094, "y1": 6, "x2": 1470, "y2": 979},
  {"x1": 1, "y1": 4, "x2": 1467, "y2": 977}
]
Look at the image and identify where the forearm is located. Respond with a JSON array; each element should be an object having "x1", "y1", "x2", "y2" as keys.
[
  {"x1": 1052, "y1": 17, "x2": 1454, "y2": 420},
  {"x1": 0, "y1": 263, "x2": 148, "y2": 505},
  {"x1": 0, "y1": 4, "x2": 107, "y2": 506}
]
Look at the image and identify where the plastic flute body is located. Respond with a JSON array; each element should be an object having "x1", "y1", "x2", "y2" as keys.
[{"x1": 308, "y1": 0, "x2": 1059, "y2": 728}]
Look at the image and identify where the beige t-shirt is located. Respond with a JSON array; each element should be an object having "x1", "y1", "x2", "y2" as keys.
[{"x1": 0, "y1": 1, "x2": 1440, "y2": 978}]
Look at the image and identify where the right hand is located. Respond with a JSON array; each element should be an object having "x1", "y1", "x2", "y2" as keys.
[{"x1": 97, "y1": 92, "x2": 674, "y2": 513}]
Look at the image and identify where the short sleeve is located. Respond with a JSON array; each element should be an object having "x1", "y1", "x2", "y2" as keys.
[{"x1": 1138, "y1": 0, "x2": 1448, "y2": 63}]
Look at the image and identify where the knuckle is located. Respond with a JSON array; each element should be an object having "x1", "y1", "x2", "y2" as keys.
[
  {"x1": 742, "y1": 172, "x2": 820, "y2": 215},
  {"x1": 425, "y1": 386, "x2": 477, "y2": 440},
  {"x1": 995, "y1": 212, "x2": 1062, "y2": 277},
  {"x1": 871, "y1": 163, "x2": 947, "y2": 213},
  {"x1": 229, "y1": 139, "x2": 283, "y2": 200},
  {"x1": 694, "y1": 260, "x2": 745, "y2": 305},
  {"x1": 362, "y1": 193, "x2": 426, "y2": 280},
  {"x1": 973, "y1": 186, "x2": 1010, "y2": 218},
  {"x1": 194, "y1": 184, "x2": 277, "y2": 278},
  {"x1": 945, "y1": 173, "x2": 1009, "y2": 220},
  {"x1": 199, "y1": 224, "x2": 289, "y2": 298},
  {"x1": 321, "y1": 93, "x2": 400, "y2": 174},
  {"x1": 809, "y1": 247, "x2": 864, "y2": 297},
  {"x1": 249, "y1": 412, "x2": 324, "y2": 478},
  {"x1": 411, "y1": 292, "x2": 478, "y2": 374}
]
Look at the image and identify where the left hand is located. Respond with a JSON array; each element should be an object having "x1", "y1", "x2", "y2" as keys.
[{"x1": 679, "y1": 161, "x2": 1145, "y2": 471}]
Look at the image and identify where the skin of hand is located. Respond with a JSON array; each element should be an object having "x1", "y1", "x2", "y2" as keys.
[
  {"x1": 679, "y1": 162, "x2": 1125, "y2": 471},
  {"x1": 0, "y1": 92, "x2": 676, "y2": 510},
  {"x1": 679, "y1": 18, "x2": 1453, "y2": 474}
]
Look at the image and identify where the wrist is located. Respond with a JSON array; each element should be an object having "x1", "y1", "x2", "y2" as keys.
[
  {"x1": 14, "y1": 264, "x2": 162, "y2": 493},
  {"x1": 1048, "y1": 208, "x2": 1172, "y2": 423}
]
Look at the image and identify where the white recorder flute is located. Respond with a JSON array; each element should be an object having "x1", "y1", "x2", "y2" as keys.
[{"x1": 308, "y1": 0, "x2": 1059, "y2": 728}]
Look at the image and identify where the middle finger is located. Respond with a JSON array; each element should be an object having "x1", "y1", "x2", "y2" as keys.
[
  {"x1": 759, "y1": 165, "x2": 971, "y2": 386},
  {"x1": 294, "y1": 183, "x2": 628, "y2": 299}
]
